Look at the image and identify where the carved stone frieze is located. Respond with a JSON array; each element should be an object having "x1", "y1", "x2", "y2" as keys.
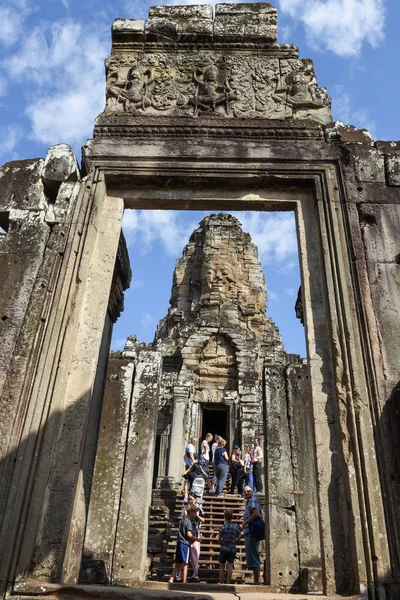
[
  {"x1": 105, "y1": 51, "x2": 331, "y2": 123},
  {"x1": 103, "y1": 4, "x2": 332, "y2": 124}
]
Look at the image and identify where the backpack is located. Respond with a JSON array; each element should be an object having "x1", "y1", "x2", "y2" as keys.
[{"x1": 249, "y1": 515, "x2": 265, "y2": 541}]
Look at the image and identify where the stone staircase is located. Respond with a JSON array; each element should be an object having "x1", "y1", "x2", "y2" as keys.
[{"x1": 148, "y1": 487, "x2": 266, "y2": 584}]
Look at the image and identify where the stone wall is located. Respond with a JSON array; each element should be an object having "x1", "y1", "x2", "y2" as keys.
[{"x1": 0, "y1": 146, "x2": 131, "y2": 594}]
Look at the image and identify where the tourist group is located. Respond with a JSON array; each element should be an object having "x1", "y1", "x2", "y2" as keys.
[{"x1": 169, "y1": 434, "x2": 265, "y2": 585}]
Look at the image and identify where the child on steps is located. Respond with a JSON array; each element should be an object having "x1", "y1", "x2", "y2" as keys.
[
  {"x1": 169, "y1": 504, "x2": 200, "y2": 584},
  {"x1": 218, "y1": 508, "x2": 241, "y2": 584}
]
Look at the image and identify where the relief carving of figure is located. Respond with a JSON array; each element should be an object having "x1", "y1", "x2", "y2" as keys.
[
  {"x1": 106, "y1": 66, "x2": 152, "y2": 112},
  {"x1": 285, "y1": 65, "x2": 327, "y2": 109},
  {"x1": 123, "y1": 66, "x2": 152, "y2": 111},
  {"x1": 106, "y1": 70, "x2": 128, "y2": 110},
  {"x1": 105, "y1": 53, "x2": 330, "y2": 121},
  {"x1": 190, "y1": 65, "x2": 229, "y2": 116}
]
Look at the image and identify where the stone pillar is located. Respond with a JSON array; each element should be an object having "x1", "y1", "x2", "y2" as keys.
[
  {"x1": 190, "y1": 399, "x2": 201, "y2": 439},
  {"x1": 111, "y1": 348, "x2": 162, "y2": 584},
  {"x1": 156, "y1": 424, "x2": 171, "y2": 484},
  {"x1": 264, "y1": 365, "x2": 299, "y2": 588},
  {"x1": 286, "y1": 361, "x2": 323, "y2": 593},
  {"x1": 81, "y1": 358, "x2": 133, "y2": 584},
  {"x1": 225, "y1": 395, "x2": 236, "y2": 450},
  {"x1": 166, "y1": 385, "x2": 190, "y2": 485}
]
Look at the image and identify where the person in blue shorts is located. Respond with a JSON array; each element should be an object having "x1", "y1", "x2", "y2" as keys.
[
  {"x1": 169, "y1": 504, "x2": 199, "y2": 583},
  {"x1": 218, "y1": 508, "x2": 241, "y2": 584}
]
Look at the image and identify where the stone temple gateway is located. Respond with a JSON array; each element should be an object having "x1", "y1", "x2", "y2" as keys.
[
  {"x1": 0, "y1": 3, "x2": 400, "y2": 600},
  {"x1": 82, "y1": 212, "x2": 318, "y2": 588}
]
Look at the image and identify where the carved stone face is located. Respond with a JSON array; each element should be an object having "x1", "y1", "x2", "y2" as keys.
[
  {"x1": 128, "y1": 68, "x2": 141, "y2": 81},
  {"x1": 204, "y1": 66, "x2": 218, "y2": 83}
]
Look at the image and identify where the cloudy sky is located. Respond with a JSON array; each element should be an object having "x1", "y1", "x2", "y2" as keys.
[{"x1": 0, "y1": 0, "x2": 397, "y2": 356}]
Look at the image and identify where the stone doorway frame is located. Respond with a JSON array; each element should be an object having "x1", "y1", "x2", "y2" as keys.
[
  {"x1": 81, "y1": 157, "x2": 386, "y2": 593},
  {"x1": 8, "y1": 152, "x2": 390, "y2": 597},
  {"x1": 199, "y1": 404, "x2": 230, "y2": 449}
]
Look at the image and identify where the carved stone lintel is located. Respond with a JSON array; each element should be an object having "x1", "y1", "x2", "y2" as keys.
[{"x1": 104, "y1": 6, "x2": 332, "y2": 125}]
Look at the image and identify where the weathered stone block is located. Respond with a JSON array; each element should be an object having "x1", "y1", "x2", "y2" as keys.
[
  {"x1": 214, "y1": 3, "x2": 277, "y2": 42},
  {"x1": 385, "y1": 154, "x2": 400, "y2": 186},
  {"x1": 146, "y1": 6, "x2": 213, "y2": 41},
  {"x1": 351, "y1": 147, "x2": 386, "y2": 183},
  {"x1": 112, "y1": 349, "x2": 162, "y2": 584},
  {"x1": 148, "y1": 5, "x2": 213, "y2": 19},
  {"x1": 0, "y1": 159, "x2": 46, "y2": 211},
  {"x1": 358, "y1": 203, "x2": 400, "y2": 263},
  {"x1": 112, "y1": 18, "x2": 145, "y2": 33},
  {"x1": 375, "y1": 142, "x2": 400, "y2": 186},
  {"x1": 111, "y1": 18, "x2": 144, "y2": 45},
  {"x1": 82, "y1": 358, "x2": 132, "y2": 583},
  {"x1": 42, "y1": 144, "x2": 79, "y2": 199},
  {"x1": 326, "y1": 122, "x2": 374, "y2": 145}
]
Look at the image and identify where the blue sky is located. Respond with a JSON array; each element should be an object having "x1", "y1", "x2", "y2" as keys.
[{"x1": 1, "y1": 0, "x2": 397, "y2": 356}]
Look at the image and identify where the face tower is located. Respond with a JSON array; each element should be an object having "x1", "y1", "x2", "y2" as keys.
[{"x1": 153, "y1": 213, "x2": 288, "y2": 485}]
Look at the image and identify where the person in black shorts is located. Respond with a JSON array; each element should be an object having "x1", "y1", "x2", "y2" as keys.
[{"x1": 218, "y1": 509, "x2": 241, "y2": 584}]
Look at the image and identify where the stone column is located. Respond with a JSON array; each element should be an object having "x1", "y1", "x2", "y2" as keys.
[
  {"x1": 156, "y1": 424, "x2": 171, "y2": 484},
  {"x1": 285, "y1": 361, "x2": 323, "y2": 593},
  {"x1": 190, "y1": 399, "x2": 201, "y2": 439},
  {"x1": 166, "y1": 385, "x2": 190, "y2": 486},
  {"x1": 111, "y1": 348, "x2": 162, "y2": 584},
  {"x1": 224, "y1": 394, "x2": 236, "y2": 450},
  {"x1": 81, "y1": 358, "x2": 133, "y2": 584},
  {"x1": 264, "y1": 365, "x2": 299, "y2": 589}
]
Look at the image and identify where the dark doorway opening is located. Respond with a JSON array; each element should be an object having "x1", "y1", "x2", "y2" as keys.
[
  {"x1": 152, "y1": 434, "x2": 161, "y2": 489},
  {"x1": 201, "y1": 405, "x2": 228, "y2": 446}
]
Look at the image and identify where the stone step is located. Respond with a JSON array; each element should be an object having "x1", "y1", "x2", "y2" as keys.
[{"x1": 156, "y1": 565, "x2": 254, "y2": 578}]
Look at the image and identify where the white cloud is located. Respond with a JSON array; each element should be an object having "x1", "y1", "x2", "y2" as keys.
[
  {"x1": 0, "y1": 74, "x2": 7, "y2": 97},
  {"x1": 0, "y1": 123, "x2": 23, "y2": 158},
  {"x1": 110, "y1": 338, "x2": 126, "y2": 351},
  {"x1": 278, "y1": 0, "x2": 385, "y2": 57},
  {"x1": 131, "y1": 279, "x2": 145, "y2": 290},
  {"x1": 0, "y1": 0, "x2": 34, "y2": 47},
  {"x1": 280, "y1": 25, "x2": 292, "y2": 43},
  {"x1": 332, "y1": 84, "x2": 377, "y2": 137},
  {"x1": 123, "y1": 210, "x2": 199, "y2": 257},
  {"x1": 269, "y1": 290, "x2": 279, "y2": 301},
  {"x1": 3, "y1": 19, "x2": 108, "y2": 148},
  {"x1": 141, "y1": 312, "x2": 154, "y2": 329},
  {"x1": 233, "y1": 212, "x2": 298, "y2": 264},
  {"x1": 284, "y1": 287, "x2": 296, "y2": 297}
]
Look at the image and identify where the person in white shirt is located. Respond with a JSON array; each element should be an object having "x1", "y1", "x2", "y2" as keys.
[
  {"x1": 252, "y1": 439, "x2": 263, "y2": 494},
  {"x1": 211, "y1": 434, "x2": 220, "y2": 462},
  {"x1": 201, "y1": 433, "x2": 213, "y2": 462},
  {"x1": 184, "y1": 436, "x2": 198, "y2": 468}
]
